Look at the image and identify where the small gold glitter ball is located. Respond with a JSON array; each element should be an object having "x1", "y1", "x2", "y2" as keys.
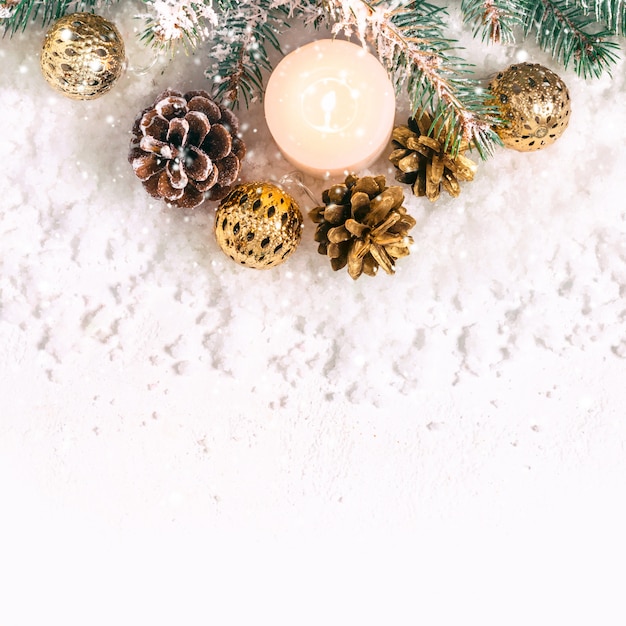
[
  {"x1": 40, "y1": 13, "x2": 125, "y2": 100},
  {"x1": 489, "y1": 63, "x2": 571, "y2": 151},
  {"x1": 215, "y1": 182, "x2": 303, "y2": 269}
]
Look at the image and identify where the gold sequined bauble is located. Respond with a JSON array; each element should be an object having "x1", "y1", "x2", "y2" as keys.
[
  {"x1": 40, "y1": 13, "x2": 125, "y2": 100},
  {"x1": 488, "y1": 63, "x2": 570, "y2": 151},
  {"x1": 215, "y1": 182, "x2": 303, "y2": 269}
]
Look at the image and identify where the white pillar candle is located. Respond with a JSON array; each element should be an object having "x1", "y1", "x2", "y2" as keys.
[{"x1": 264, "y1": 39, "x2": 396, "y2": 179}]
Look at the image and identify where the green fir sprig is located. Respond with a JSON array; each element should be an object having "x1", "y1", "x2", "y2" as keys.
[
  {"x1": 209, "y1": 1, "x2": 291, "y2": 107},
  {"x1": 525, "y1": 0, "x2": 620, "y2": 78},
  {"x1": 461, "y1": 0, "x2": 527, "y2": 44},
  {"x1": 460, "y1": 0, "x2": 621, "y2": 77}
]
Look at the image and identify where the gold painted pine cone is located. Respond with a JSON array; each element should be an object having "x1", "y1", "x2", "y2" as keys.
[
  {"x1": 389, "y1": 113, "x2": 478, "y2": 202},
  {"x1": 309, "y1": 174, "x2": 416, "y2": 280}
]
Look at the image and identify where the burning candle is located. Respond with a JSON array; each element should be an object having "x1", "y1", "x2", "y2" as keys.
[{"x1": 264, "y1": 39, "x2": 396, "y2": 179}]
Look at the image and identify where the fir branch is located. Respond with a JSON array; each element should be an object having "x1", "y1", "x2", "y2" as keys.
[
  {"x1": 460, "y1": 0, "x2": 527, "y2": 44},
  {"x1": 323, "y1": 0, "x2": 501, "y2": 158},
  {"x1": 1, "y1": 0, "x2": 115, "y2": 34},
  {"x1": 209, "y1": 1, "x2": 290, "y2": 108},
  {"x1": 526, "y1": 0, "x2": 620, "y2": 78}
]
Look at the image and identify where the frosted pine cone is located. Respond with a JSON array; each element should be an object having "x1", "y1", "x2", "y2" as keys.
[{"x1": 129, "y1": 89, "x2": 246, "y2": 209}]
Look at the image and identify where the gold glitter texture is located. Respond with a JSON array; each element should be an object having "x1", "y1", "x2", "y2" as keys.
[
  {"x1": 489, "y1": 63, "x2": 571, "y2": 152},
  {"x1": 215, "y1": 182, "x2": 303, "y2": 269},
  {"x1": 40, "y1": 13, "x2": 125, "y2": 100}
]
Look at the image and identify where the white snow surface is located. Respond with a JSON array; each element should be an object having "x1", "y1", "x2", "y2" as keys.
[{"x1": 2, "y1": 5, "x2": 626, "y2": 625}]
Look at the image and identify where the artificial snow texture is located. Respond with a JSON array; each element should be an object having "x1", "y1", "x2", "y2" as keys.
[{"x1": 1, "y1": 5, "x2": 626, "y2": 625}]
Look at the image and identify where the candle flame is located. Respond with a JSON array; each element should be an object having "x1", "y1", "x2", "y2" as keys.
[
  {"x1": 321, "y1": 90, "x2": 336, "y2": 131},
  {"x1": 321, "y1": 90, "x2": 336, "y2": 112}
]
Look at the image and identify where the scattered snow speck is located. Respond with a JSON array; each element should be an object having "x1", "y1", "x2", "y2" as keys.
[{"x1": 515, "y1": 49, "x2": 530, "y2": 62}]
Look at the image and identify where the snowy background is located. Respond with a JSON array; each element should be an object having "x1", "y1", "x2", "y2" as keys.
[{"x1": 2, "y1": 3, "x2": 626, "y2": 625}]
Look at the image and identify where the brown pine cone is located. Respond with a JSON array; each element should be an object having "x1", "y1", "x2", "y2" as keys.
[
  {"x1": 389, "y1": 112, "x2": 477, "y2": 202},
  {"x1": 128, "y1": 89, "x2": 246, "y2": 209},
  {"x1": 309, "y1": 174, "x2": 416, "y2": 280}
]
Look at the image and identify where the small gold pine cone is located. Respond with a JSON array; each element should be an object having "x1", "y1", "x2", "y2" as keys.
[
  {"x1": 308, "y1": 174, "x2": 416, "y2": 280},
  {"x1": 389, "y1": 113, "x2": 478, "y2": 202}
]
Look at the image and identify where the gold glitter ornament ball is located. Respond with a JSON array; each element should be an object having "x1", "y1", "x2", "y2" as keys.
[
  {"x1": 215, "y1": 182, "x2": 303, "y2": 269},
  {"x1": 40, "y1": 13, "x2": 125, "y2": 100},
  {"x1": 489, "y1": 63, "x2": 571, "y2": 151}
]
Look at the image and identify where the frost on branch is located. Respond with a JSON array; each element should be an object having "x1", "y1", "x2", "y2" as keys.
[
  {"x1": 142, "y1": 0, "x2": 219, "y2": 48},
  {"x1": 0, "y1": 0, "x2": 19, "y2": 19},
  {"x1": 208, "y1": 0, "x2": 292, "y2": 107}
]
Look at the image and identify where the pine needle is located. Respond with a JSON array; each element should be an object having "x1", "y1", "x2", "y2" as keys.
[{"x1": 592, "y1": 0, "x2": 626, "y2": 35}]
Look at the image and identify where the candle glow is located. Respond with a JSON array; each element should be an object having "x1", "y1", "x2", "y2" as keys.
[{"x1": 264, "y1": 39, "x2": 396, "y2": 179}]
